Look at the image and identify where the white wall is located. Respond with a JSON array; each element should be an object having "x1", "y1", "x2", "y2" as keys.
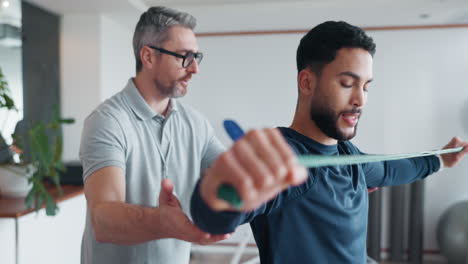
[
  {"x1": 184, "y1": 33, "x2": 300, "y2": 145},
  {"x1": 0, "y1": 0, "x2": 23, "y2": 132},
  {"x1": 61, "y1": 13, "x2": 135, "y2": 162},
  {"x1": 61, "y1": 14, "x2": 102, "y2": 162},
  {"x1": 0, "y1": 218, "x2": 16, "y2": 264},
  {"x1": 0, "y1": 46, "x2": 22, "y2": 144},
  {"x1": 99, "y1": 14, "x2": 134, "y2": 101}
]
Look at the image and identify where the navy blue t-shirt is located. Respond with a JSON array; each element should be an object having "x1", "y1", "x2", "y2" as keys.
[{"x1": 191, "y1": 127, "x2": 440, "y2": 264}]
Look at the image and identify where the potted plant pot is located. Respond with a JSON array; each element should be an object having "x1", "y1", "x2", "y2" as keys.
[{"x1": 0, "y1": 164, "x2": 35, "y2": 198}]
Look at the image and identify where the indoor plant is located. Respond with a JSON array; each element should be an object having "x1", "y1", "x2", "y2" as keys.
[{"x1": 0, "y1": 66, "x2": 74, "y2": 216}]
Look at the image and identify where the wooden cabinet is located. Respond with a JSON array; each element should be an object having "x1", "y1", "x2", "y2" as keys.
[
  {"x1": 0, "y1": 218, "x2": 16, "y2": 264},
  {"x1": 0, "y1": 186, "x2": 85, "y2": 264}
]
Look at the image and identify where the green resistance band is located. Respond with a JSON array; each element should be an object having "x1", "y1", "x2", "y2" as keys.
[
  {"x1": 218, "y1": 147, "x2": 464, "y2": 209},
  {"x1": 297, "y1": 147, "x2": 464, "y2": 167}
]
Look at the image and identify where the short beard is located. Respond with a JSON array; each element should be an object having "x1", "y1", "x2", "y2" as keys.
[
  {"x1": 310, "y1": 93, "x2": 360, "y2": 142},
  {"x1": 155, "y1": 80, "x2": 184, "y2": 98}
]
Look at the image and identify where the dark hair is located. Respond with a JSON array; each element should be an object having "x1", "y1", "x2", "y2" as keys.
[
  {"x1": 296, "y1": 21, "x2": 376, "y2": 74},
  {"x1": 133, "y1": 6, "x2": 196, "y2": 72}
]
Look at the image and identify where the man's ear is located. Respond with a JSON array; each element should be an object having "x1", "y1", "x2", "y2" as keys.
[
  {"x1": 298, "y1": 68, "x2": 317, "y2": 96},
  {"x1": 140, "y1": 46, "x2": 155, "y2": 70}
]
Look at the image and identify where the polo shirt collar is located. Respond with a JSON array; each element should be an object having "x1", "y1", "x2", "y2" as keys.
[{"x1": 123, "y1": 78, "x2": 178, "y2": 121}]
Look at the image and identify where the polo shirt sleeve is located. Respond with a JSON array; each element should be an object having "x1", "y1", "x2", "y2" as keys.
[
  {"x1": 79, "y1": 110, "x2": 126, "y2": 182},
  {"x1": 200, "y1": 121, "x2": 225, "y2": 171}
]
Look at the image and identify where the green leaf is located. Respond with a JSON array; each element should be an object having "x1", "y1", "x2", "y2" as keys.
[
  {"x1": 59, "y1": 118, "x2": 75, "y2": 124},
  {"x1": 53, "y1": 130, "x2": 63, "y2": 163},
  {"x1": 54, "y1": 161, "x2": 66, "y2": 172},
  {"x1": 43, "y1": 193, "x2": 56, "y2": 216},
  {"x1": 29, "y1": 124, "x2": 52, "y2": 168},
  {"x1": 36, "y1": 193, "x2": 44, "y2": 210},
  {"x1": 0, "y1": 67, "x2": 17, "y2": 111},
  {"x1": 25, "y1": 186, "x2": 36, "y2": 209},
  {"x1": 3, "y1": 94, "x2": 17, "y2": 110}
]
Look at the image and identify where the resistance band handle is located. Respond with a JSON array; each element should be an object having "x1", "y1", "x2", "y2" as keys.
[
  {"x1": 217, "y1": 120, "x2": 245, "y2": 209},
  {"x1": 217, "y1": 184, "x2": 243, "y2": 209}
]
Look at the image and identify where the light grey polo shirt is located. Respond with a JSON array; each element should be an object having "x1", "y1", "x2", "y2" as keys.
[{"x1": 79, "y1": 79, "x2": 225, "y2": 264}]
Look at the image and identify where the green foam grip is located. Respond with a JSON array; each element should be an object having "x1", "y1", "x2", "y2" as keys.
[{"x1": 217, "y1": 184, "x2": 243, "y2": 209}]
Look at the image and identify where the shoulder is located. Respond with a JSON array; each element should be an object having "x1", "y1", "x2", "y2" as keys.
[
  {"x1": 95, "y1": 92, "x2": 129, "y2": 118},
  {"x1": 176, "y1": 101, "x2": 208, "y2": 122},
  {"x1": 277, "y1": 127, "x2": 313, "y2": 155},
  {"x1": 86, "y1": 92, "x2": 130, "y2": 125},
  {"x1": 82, "y1": 93, "x2": 131, "y2": 142},
  {"x1": 174, "y1": 101, "x2": 213, "y2": 131}
]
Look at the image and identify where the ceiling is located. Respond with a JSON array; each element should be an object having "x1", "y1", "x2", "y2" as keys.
[
  {"x1": 12, "y1": 0, "x2": 468, "y2": 32},
  {"x1": 24, "y1": 0, "x2": 139, "y2": 14},
  {"x1": 22, "y1": 0, "x2": 468, "y2": 15}
]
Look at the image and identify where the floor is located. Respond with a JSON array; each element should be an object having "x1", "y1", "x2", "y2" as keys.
[
  {"x1": 189, "y1": 253, "x2": 446, "y2": 264},
  {"x1": 190, "y1": 253, "x2": 258, "y2": 264},
  {"x1": 381, "y1": 262, "x2": 445, "y2": 264}
]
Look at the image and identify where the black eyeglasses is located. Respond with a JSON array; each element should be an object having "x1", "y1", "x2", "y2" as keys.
[{"x1": 148, "y1": 45, "x2": 203, "y2": 68}]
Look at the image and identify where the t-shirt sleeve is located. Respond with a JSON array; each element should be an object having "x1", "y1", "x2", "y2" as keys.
[
  {"x1": 362, "y1": 153, "x2": 440, "y2": 188},
  {"x1": 79, "y1": 110, "x2": 126, "y2": 182}
]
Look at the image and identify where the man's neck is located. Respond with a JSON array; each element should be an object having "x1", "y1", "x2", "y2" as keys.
[
  {"x1": 290, "y1": 111, "x2": 337, "y2": 146},
  {"x1": 133, "y1": 76, "x2": 171, "y2": 116}
]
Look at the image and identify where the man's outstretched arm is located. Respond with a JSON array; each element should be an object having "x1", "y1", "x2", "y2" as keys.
[{"x1": 365, "y1": 136, "x2": 467, "y2": 187}]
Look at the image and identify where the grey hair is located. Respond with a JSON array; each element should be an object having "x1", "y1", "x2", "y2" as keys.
[{"x1": 133, "y1": 6, "x2": 197, "y2": 72}]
